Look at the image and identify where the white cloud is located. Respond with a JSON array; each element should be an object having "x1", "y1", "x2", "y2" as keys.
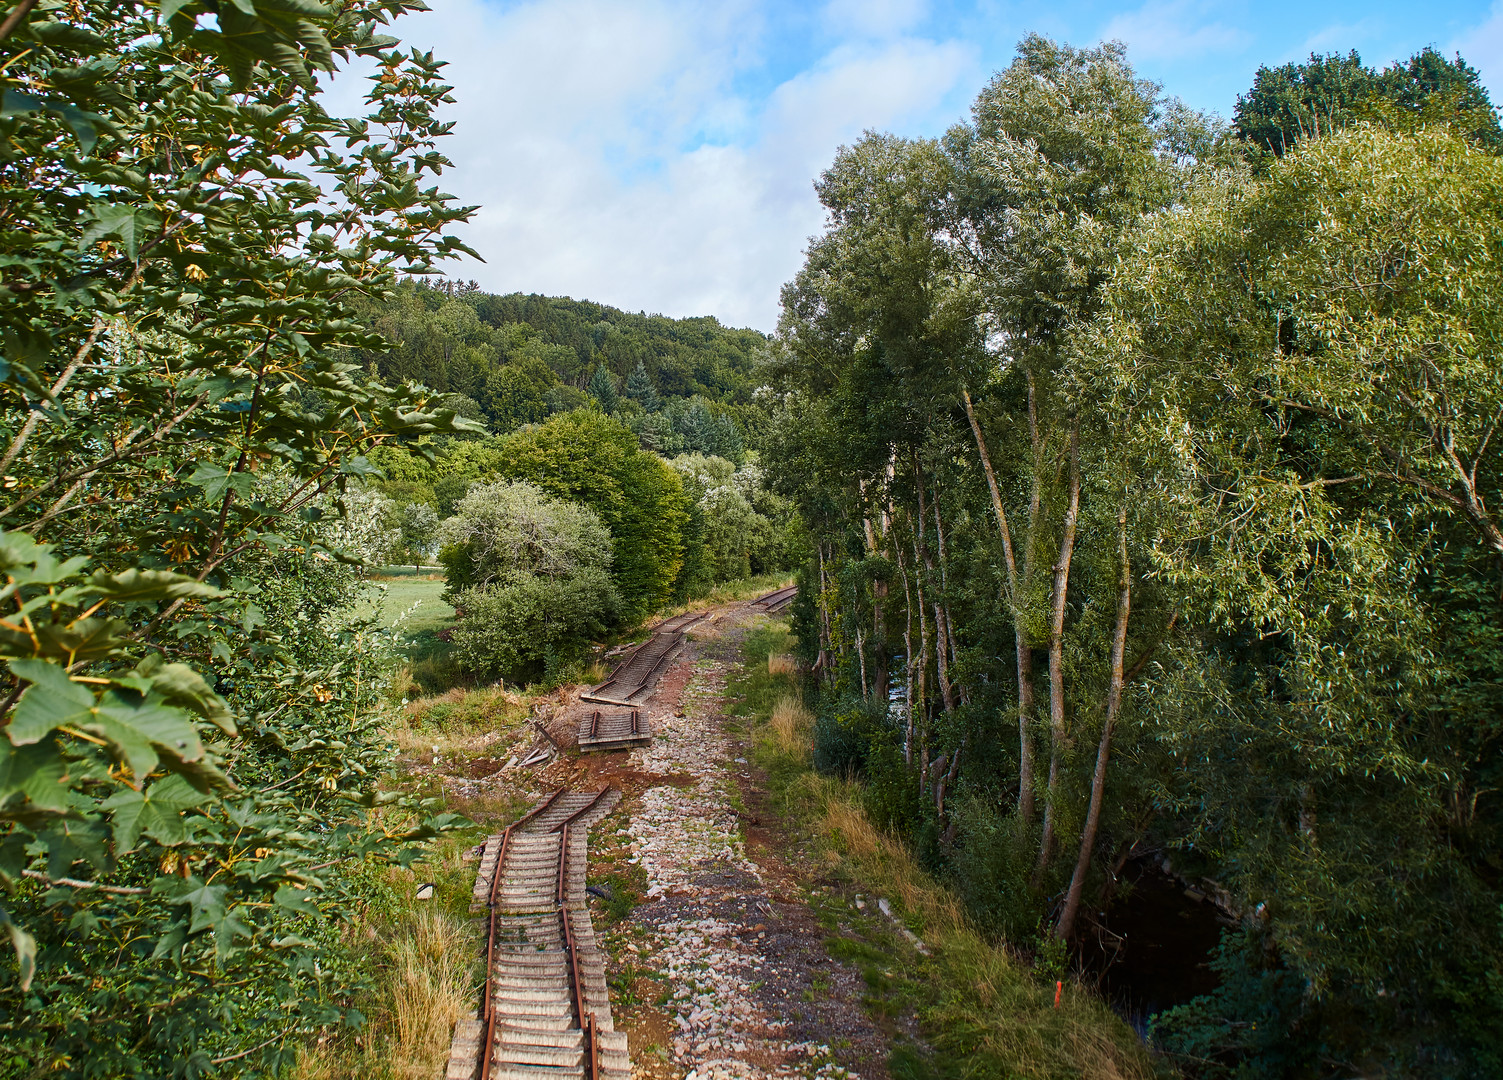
[
  {"x1": 1452, "y1": 2, "x2": 1503, "y2": 100},
  {"x1": 1100, "y1": 0, "x2": 1249, "y2": 63},
  {"x1": 823, "y1": 0, "x2": 930, "y2": 39},
  {"x1": 323, "y1": 0, "x2": 975, "y2": 330}
]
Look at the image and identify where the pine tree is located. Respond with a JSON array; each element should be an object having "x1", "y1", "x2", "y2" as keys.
[
  {"x1": 588, "y1": 364, "x2": 619, "y2": 413},
  {"x1": 625, "y1": 359, "x2": 661, "y2": 412}
]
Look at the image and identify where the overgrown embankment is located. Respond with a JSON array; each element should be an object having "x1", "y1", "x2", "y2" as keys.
[{"x1": 730, "y1": 623, "x2": 1157, "y2": 1080}]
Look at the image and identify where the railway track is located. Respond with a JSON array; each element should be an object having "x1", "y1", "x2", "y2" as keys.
[
  {"x1": 753, "y1": 584, "x2": 797, "y2": 614},
  {"x1": 576, "y1": 706, "x2": 648, "y2": 753},
  {"x1": 447, "y1": 787, "x2": 627, "y2": 1080},
  {"x1": 579, "y1": 610, "x2": 707, "y2": 712}
]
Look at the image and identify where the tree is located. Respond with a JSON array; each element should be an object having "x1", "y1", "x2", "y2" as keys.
[
  {"x1": 482, "y1": 356, "x2": 556, "y2": 432},
  {"x1": 625, "y1": 359, "x2": 661, "y2": 412},
  {"x1": 494, "y1": 412, "x2": 689, "y2": 622},
  {"x1": 1080, "y1": 121, "x2": 1503, "y2": 1068},
  {"x1": 397, "y1": 501, "x2": 441, "y2": 566},
  {"x1": 1234, "y1": 47, "x2": 1503, "y2": 160},
  {"x1": 438, "y1": 482, "x2": 619, "y2": 681},
  {"x1": 588, "y1": 363, "x2": 619, "y2": 413},
  {"x1": 0, "y1": 1, "x2": 474, "y2": 1070},
  {"x1": 437, "y1": 481, "x2": 614, "y2": 591}
]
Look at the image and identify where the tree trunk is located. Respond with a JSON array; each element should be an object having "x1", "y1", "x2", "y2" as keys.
[
  {"x1": 1038, "y1": 423, "x2": 1081, "y2": 871},
  {"x1": 1058, "y1": 499, "x2": 1131, "y2": 940},
  {"x1": 897, "y1": 543, "x2": 916, "y2": 765},
  {"x1": 861, "y1": 488, "x2": 891, "y2": 706},
  {"x1": 817, "y1": 543, "x2": 834, "y2": 682},
  {"x1": 915, "y1": 476, "x2": 955, "y2": 714},
  {"x1": 911, "y1": 526, "x2": 932, "y2": 790},
  {"x1": 931, "y1": 478, "x2": 963, "y2": 705},
  {"x1": 962, "y1": 387, "x2": 1035, "y2": 816}
]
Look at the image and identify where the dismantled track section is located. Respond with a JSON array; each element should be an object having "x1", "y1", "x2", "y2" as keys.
[
  {"x1": 447, "y1": 787, "x2": 627, "y2": 1080},
  {"x1": 579, "y1": 610, "x2": 707, "y2": 709},
  {"x1": 576, "y1": 706, "x2": 648, "y2": 753},
  {"x1": 753, "y1": 584, "x2": 797, "y2": 614}
]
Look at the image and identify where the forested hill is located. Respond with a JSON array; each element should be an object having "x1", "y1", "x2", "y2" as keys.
[{"x1": 347, "y1": 279, "x2": 770, "y2": 427}]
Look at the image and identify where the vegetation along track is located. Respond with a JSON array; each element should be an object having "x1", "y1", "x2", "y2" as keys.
[{"x1": 447, "y1": 787, "x2": 627, "y2": 1080}]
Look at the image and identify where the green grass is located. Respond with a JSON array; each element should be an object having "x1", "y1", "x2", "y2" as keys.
[
  {"x1": 363, "y1": 574, "x2": 454, "y2": 638},
  {"x1": 358, "y1": 574, "x2": 462, "y2": 694},
  {"x1": 732, "y1": 622, "x2": 1162, "y2": 1080}
]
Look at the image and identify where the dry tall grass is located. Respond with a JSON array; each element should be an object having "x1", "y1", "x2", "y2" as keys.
[
  {"x1": 768, "y1": 694, "x2": 812, "y2": 759},
  {"x1": 384, "y1": 909, "x2": 475, "y2": 1077},
  {"x1": 767, "y1": 652, "x2": 797, "y2": 677},
  {"x1": 291, "y1": 871, "x2": 478, "y2": 1080}
]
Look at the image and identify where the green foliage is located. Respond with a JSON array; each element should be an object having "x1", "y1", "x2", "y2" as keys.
[
  {"x1": 438, "y1": 482, "x2": 618, "y2": 682},
  {"x1": 1076, "y1": 120, "x2": 1503, "y2": 1069},
  {"x1": 437, "y1": 481, "x2": 613, "y2": 591},
  {"x1": 0, "y1": 1, "x2": 476, "y2": 1070},
  {"x1": 482, "y1": 356, "x2": 557, "y2": 433},
  {"x1": 813, "y1": 693, "x2": 883, "y2": 778},
  {"x1": 493, "y1": 412, "x2": 688, "y2": 622},
  {"x1": 624, "y1": 359, "x2": 660, "y2": 412},
  {"x1": 1234, "y1": 46, "x2": 1503, "y2": 159},
  {"x1": 349, "y1": 279, "x2": 768, "y2": 419},
  {"x1": 587, "y1": 364, "x2": 619, "y2": 413},
  {"x1": 765, "y1": 29, "x2": 1503, "y2": 1076},
  {"x1": 669, "y1": 454, "x2": 794, "y2": 592},
  {"x1": 448, "y1": 573, "x2": 619, "y2": 684},
  {"x1": 1150, "y1": 931, "x2": 1315, "y2": 1079}
]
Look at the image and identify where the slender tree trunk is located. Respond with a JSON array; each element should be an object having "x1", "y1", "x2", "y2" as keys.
[
  {"x1": 855, "y1": 627, "x2": 869, "y2": 699},
  {"x1": 863, "y1": 501, "x2": 889, "y2": 704},
  {"x1": 897, "y1": 543, "x2": 916, "y2": 765},
  {"x1": 915, "y1": 476, "x2": 955, "y2": 714},
  {"x1": 911, "y1": 526, "x2": 933, "y2": 790},
  {"x1": 963, "y1": 388, "x2": 1034, "y2": 815},
  {"x1": 817, "y1": 543, "x2": 834, "y2": 681},
  {"x1": 1038, "y1": 423, "x2": 1082, "y2": 871},
  {"x1": 1058, "y1": 500, "x2": 1131, "y2": 940},
  {"x1": 931, "y1": 478, "x2": 964, "y2": 705}
]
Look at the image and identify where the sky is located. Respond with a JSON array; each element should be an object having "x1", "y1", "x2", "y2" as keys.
[{"x1": 329, "y1": 1, "x2": 1503, "y2": 331}]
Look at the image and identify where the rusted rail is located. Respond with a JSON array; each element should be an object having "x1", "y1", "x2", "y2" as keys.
[
  {"x1": 754, "y1": 584, "x2": 797, "y2": 613},
  {"x1": 554, "y1": 786, "x2": 612, "y2": 832},
  {"x1": 478, "y1": 825, "x2": 513, "y2": 1080},
  {"x1": 557, "y1": 822, "x2": 596, "y2": 1080}
]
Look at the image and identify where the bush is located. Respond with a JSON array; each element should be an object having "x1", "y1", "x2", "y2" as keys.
[
  {"x1": 449, "y1": 572, "x2": 620, "y2": 684},
  {"x1": 494, "y1": 411, "x2": 690, "y2": 622},
  {"x1": 438, "y1": 482, "x2": 621, "y2": 682},
  {"x1": 437, "y1": 480, "x2": 613, "y2": 592},
  {"x1": 813, "y1": 692, "x2": 885, "y2": 777},
  {"x1": 1150, "y1": 930, "x2": 1317, "y2": 1079}
]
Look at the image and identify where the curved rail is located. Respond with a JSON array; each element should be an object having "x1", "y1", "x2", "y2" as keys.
[{"x1": 554, "y1": 786, "x2": 612, "y2": 833}]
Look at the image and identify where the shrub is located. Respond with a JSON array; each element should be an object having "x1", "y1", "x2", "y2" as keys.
[
  {"x1": 437, "y1": 480, "x2": 613, "y2": 593},
  {"x1": 495, "y1": 412, "x2": 690, "y2": 621},
  {"x1": 449, "y1": 572, "x2": 620, "y2": 684}
]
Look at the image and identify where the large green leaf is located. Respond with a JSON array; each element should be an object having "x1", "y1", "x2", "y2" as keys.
[
  {"x1": 114, "y1": 656, "x2": 237, "y2": 735},
  {"x1": 80, "y1": 203, "x2": 162, "y2": 262},
  {"x1": 82, "y1": 691, "x2": 200, "y2": 779},
  {"x1": 101, "y1": 775, "x2": 211, "y2": 852},
  {"x1": 33, "y1": 616, "x2": 130, "y2": 663},
  {"x1": 0, "y1": 737, "x2": 72, "y2": 815},
  {"x1": 6, "y1": 659, "x2": 95, "y2": 745},
  {"x1": 82, "y1": 569, "x2": 224, "y2": 605}
]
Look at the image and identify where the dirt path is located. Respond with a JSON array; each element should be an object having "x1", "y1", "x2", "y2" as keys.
[{"x1": 563, "y1": 603, "x2": 890, "y2": 1080}]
